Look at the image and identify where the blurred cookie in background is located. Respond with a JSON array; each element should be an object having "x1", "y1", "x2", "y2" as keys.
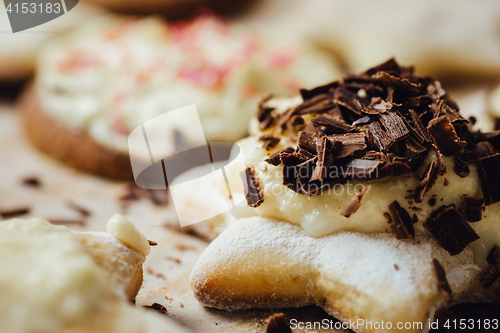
[
  {"x1": 0, "y1": 2, "x2": 104, "y2": 82},
  {"x1": 243, "y1": 0, "x2": 500, "y2": 81},
  {"x1": 22, "y1": 13, "x2": 341, "y2": 179}
]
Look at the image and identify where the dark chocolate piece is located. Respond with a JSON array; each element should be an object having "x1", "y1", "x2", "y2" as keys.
[
  {"x1": 340, "y1": 186, "x2": 371, "y2": 218},
  {"x1": 427, "y1": 116, "x2": 466, "y2": 156},
  {"x1": 266, "y1": 313, "x2": 291, "y2": 333},
  {"x1": 481, "y1": 245, "x2": 500, "y2": 289},
  {"x1": 67, "y1": 201, "x2": 91, "y2": 217},
  {"x1": 432, "y1": 259, "x2": 453, "y2": 304},
  {"x1": 477, "y1": 153, "x2": 500, "y2": 205},
  {"x1": 385, "y1": 200, "x2": 415, "y2": 239},
  {"x1": 144, "y1": 303, "x2": 168, "y2": 314},
  {"x1": 310, "y1": 136, "x2": 338, "y2": 181},
  {"x1": 241, "y1": 167, "x2": 265, "y2": 208},
  {"x1": 148, "y1": 240, "x2": 158, "y2": 246},
  {"x1": 296, "y1": 131, "x2": 317, "y2": 158},
  {"x1": 260, "y1": 134, "x2": 281, "y2": 150},
  {"x1": 324, "y1": 133, "x2": 367, "y2": 159},
  {"x1": 0, "y1": 207, "x2": 30, "y2": 218},
  {"x1": 48, "y1": 219, "x2": 86, "y2": 226},
  {"x1": 22, "y1": 177, "x2": 41, "y2": 188},
  {"x1": 368, "y1": 122, "x2": 394, "y2": 151},
  {"x1": 265, "y1": 147, "x2": 294, "y2": 166},
  {"x1": 423, "y1": 205, "x2": 479, "y2": 256},
  {"x1": 459, "y1": 197, "x2": 484, "y2": 222},
  {"x1": 257, "y1": 95, "x2": 275, "y2": 131}
]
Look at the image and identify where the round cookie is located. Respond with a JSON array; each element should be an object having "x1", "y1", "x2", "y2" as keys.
[{"x1": 27, "y1": 14, "x2": 341, "y2": 179}]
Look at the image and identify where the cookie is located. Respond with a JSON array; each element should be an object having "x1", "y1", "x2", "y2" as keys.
[
  {"x1": 185, "y1": 59, "x2": 500, "y2": 331},
  {"x1": 27, "y1": 13, "x2": 341, "y2": 178},
  {"x1": 0, "y1": 215, "x2": 188, "y2": 332},
  {"x1": 307, "y1": 0, "x2": 500, "y2": 79},
  {"x1": 190, "y1": 216, "x2": 496, "y2": 332}
]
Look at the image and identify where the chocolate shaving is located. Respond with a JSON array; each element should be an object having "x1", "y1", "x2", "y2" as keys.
[
  {"x1": 266, "y1": 313, "x2": 291, "y2": 333},
  {"x1": 257, "y1": 95, "x2": 275, "y2": 131},
  {"x1": 0, "y1": 207, "x2": 30, "y2": 218},
  {"x1": 241, "y1": 167, "x2": 265, "y2": 207},
  {"x1": 378, "y1": 111, "x2": 409, "y2": 141},
  {"x1": 22, "y1": 177, "x2": 41, "y2": 188},
  {"x1": 265, "y1": 147, "x2": 294, "y2": 166},
  {"x1": 427, "y1": 116, "x2": 466, "y2": 156},
  {"x1": 311, "y1": 115, "x2": 352, "y2": 134},
  {"x1": 340, "y1": 186, "x2": 371, "y2": 218},
  {"x1": 296, "y1": 131, "x2": 317, "y2": 158},
  {"x1": 459, "y1": 197, "x2": 484, "y2": 222},
  {"x1": 260, "y1": 134, "x2": 281, "y2": 150},
  {"x1": 324, "y1": 133, "x2": 367, "y2": 159},
  {"x1": 385, "y1": 200, "x2": 415, "y2": 239},
  {"x1": 144, "y1": 303, "x2": 167, "y2": 314},
  {"x1": 432, "y1": 259, "x2": 453, "y2": 304},
  {"x1": 148, "y1": 240, "x2": 158, "y2": 246},
  {"x1": 368, "y1": 122, "x2": 394, "y2": 151},
  {"x1": 414, "y1": 159, "x2": 440, "y2": 203},
  {"x1": 423, "y1": 205, "x2": 479, "y2": 256},
  {"x1": 67, "y1": 201, "x2": 91, "y2": 217},
  {"x1": 477, "y1": 153, "x2": 500, "y2": 205},
  {"x1": 481, "y1": 245, "x2": 500, "y2": 289},
  {"x1": 48, "y1": 219, "x2": 86, "y2": 226},
  {"x1": 310, "y1": 136, "x2": 338, "y2": 181}
]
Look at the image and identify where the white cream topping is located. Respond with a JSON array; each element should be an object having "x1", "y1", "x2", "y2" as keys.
[
  {"x1": 106, "y1": 214, "x2": 151, "y2": 256},
  {"x1": 0, "y1": 219, "x2": 116, "y2": 333},
  {"x1": 36, "y1": 15, "x2": 341, "y2": 153},
  {"x1": 223, "y1": 98, "x2": 500, "y2": 268}
]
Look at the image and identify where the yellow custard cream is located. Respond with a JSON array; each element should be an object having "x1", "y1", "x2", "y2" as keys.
[{"x1": 226, "y1": 135, "x2": 500, "y2": 268}]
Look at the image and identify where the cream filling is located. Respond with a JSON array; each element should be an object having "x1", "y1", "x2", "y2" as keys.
[
  {"x1": 106, "y1": 214, "x2": 151, "y2": 256},
  {"x1": 35, "y1": 16, "x2": 341, "y2": 153},
  {"x1": 0, "y1": 219, "x2": 117, "y2": 333},
  {"x1": 225, "y1": 135, "x2": 500, "y2": 269}
]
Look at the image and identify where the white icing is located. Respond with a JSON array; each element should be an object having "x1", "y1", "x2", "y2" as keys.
[{"x1": 36, "y1": 15, "x2": 341, "y2": 152}]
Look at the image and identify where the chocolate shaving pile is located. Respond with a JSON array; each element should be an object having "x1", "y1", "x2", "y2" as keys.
[
  {"x1": 250, "y1": 58, "x2": 500, "y2": 256},
  {"x1": 432, "y1": 259, "x2": 453, "y2": 304},
  {"x1": 423, "y1": 205, "x2": 479, "y2": 255},
  {"x1": 266, "y1": 313, "x2": 291, "y2": 333}
]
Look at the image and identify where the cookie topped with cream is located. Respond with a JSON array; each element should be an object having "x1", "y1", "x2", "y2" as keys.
[
  {"x1": 219, "y1": 59, "x2": 500, "y2": 269},
  {"x1": 36, "y1": 14, "x2": 341, "y2": 153}
]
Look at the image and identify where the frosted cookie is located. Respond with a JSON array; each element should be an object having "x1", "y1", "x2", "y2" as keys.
[
  {"x1": 0, "y1": 215, "x2": 188, "y2": 333},
  {"x1": 24, "y1": 14, "x2": 341, "y2": 179},
  {"x1": 0, "y1": 3, "x2": 103, "y2": 81},
  {"x1": 189, "y1": 59, "x2": 500, "y2": 331},
  {"x1": 306, "y1": 0, "x2": 500, "y2": 79}
]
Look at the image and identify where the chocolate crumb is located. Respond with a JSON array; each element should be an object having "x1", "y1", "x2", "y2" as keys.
[
  {"x1": 481, "y1": 245, "x2": 500, "y2": 289},
  {"x1": 67, "y1": 201, "x2": 91, "y2": 217},
  {"x1": 260, "y1": 134, "x2": 281, "y2": 150},
  {"x1": 180, "y1": 303, "x2": 184, "y2": 308},
  {"x1": 459, "y1": 197, "x2": 484, "y2": 222},
  {"x1": 22, "y1": 177, "x2": 41, "y2": 188},
  {"x1": 0, "y1": 207, "x2": 30, "y2": 218},
  {"x1": 148, "y1": 240, "x2": 158, "y2": 246},
  {"x1": 444, "y1": 178, "x2": 449, "y2": 186},
  {"x1": 340, "y1": 186, "x2": 371, "y2": 218},
  {"x1": 144, "y1": 303, "x2": 167, "y2": 314},
  {"x1": 166, "y1": 257, "x2": 181, "y2": 264},
  {"x1": 241, "y1": 166, "x2": 265, "y2": 207},
  {"x1": 266, "y1": 313, "x2": 291, "y2": 333},
  {"x1": 394, "y1": 264, "x2": 399, "y2": 270},
  {"x1": 48, "y1": 219, "x2": 86, "y2": 226},
  {"x1": 423, "y1": 205, "x2": 479, "y2": 255},
  {"x1": 432, "y1": 259, "x2": 453, "y2": 304},
  {"x1": 385, "y1": 200, "x2": 415, "y2": 239},
  {"x1": 265, "y1": 147, "x2": 294, "y2": 166},
  {"x1": 428, "y1": 197, "x2": 436, "y2": 207}
]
